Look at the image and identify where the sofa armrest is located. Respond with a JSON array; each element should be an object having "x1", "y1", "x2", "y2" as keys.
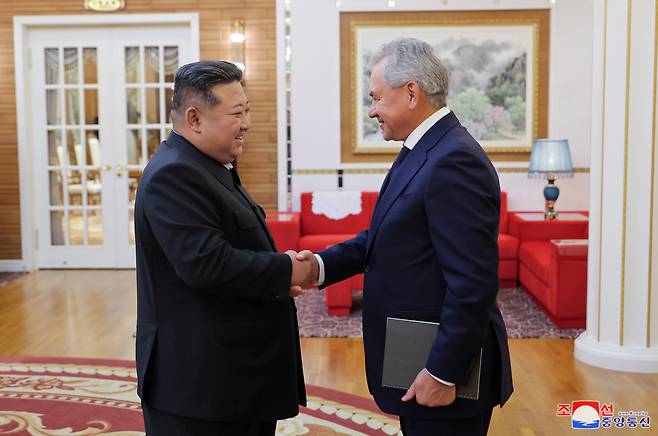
[
  {"x1": 551, "y1": 239, "x2": 588, "y2": 257},
  {"x1": 265, "y1": 212, "x2": 300, "y2": 253},
  {"x1": 548, "y1": 240, "x2": 588, "y2": 320}
]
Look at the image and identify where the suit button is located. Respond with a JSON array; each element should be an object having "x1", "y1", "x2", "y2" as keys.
[{"x1": 364, "y1": 264, "x2": 370, "y2": 272}]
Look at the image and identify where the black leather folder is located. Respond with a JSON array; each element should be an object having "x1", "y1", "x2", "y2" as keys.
[{"x1": 381, "y1": 317, "x2": 482, "y2": 400}]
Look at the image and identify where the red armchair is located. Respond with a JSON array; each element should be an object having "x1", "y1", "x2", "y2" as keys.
[
  {"x1": 297, "y1": 192, "x2": 378, "y2": 315},
  {"x1": 264, "y1": 212, "x2": 300, "y2": 252}
]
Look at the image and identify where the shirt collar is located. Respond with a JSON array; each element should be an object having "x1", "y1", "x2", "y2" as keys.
[{"x1": 403, "y1": 106, "x2": 451, "y2": 151}]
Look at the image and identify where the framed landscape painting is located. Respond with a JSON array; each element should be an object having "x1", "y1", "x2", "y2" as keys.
[{"x1": 339, "y1": 10, "x2": 550, "y2": 163}]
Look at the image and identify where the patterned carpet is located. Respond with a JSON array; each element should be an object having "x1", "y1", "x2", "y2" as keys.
[
  {"x1": 496, "y1": 288, "x2": 584, "y2": 339},
  {"x1": 296, "y1": 287, "x2": 584, "y2": 339},
  {"x1": 0, "y1": 272, "x2": 24, "y2": 287},
  {"x1": 0, "y1": 357, "x2": 400, "y2": 435},
  {"x1": 296, "y1": 289, "x2": 365, "y2": 338}
]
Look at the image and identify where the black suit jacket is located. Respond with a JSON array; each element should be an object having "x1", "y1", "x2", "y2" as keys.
[
  {"x1": 319, "y1": 112, "x2": 513, "y2": 420},
  {"x1": 135, "y1": 132, "x2": 306, "y2": 421}
]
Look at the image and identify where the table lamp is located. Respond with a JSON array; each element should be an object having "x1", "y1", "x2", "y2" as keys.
[{"x1": 528, "y1": 138, "x2": 574, "y2": 220}]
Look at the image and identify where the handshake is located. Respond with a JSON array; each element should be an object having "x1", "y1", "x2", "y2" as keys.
[{"x1": 285, "y1": 250, "x2": 319, "y2": 297}]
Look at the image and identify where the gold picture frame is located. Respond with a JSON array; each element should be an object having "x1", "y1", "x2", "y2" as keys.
[{"x1": 340, "y1": 9, "x2": 550, "y2": 163}]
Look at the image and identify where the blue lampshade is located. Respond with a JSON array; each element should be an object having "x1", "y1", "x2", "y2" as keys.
[{"x1": 528, "y1": 139, "x2": 574, "y2": 178}]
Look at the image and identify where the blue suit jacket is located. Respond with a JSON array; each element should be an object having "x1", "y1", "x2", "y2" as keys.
[{"x1": 320, "y1": 112, "x2": 513, "y2": 419}]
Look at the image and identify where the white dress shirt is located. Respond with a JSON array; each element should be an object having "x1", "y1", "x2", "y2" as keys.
[{"x1": 314, "y1": 106, "x2": 455, "y2": 387}]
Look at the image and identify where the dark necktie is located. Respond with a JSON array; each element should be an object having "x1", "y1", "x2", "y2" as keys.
[
  {"x1": 379, "y1": 146, "x2": 411, "y2": 196},
  {"x1": 230, "y1": 166, "x2": 242, "y2": 186},
  {"x1": 393, "y1": 145, "x2": 411, "y2": 167}
]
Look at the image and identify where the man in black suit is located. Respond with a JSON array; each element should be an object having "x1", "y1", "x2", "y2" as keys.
[
  {"x1": 296, "y1": 38, "x2": 513, "y2": 435},
  {"x1": 135, "y1": 61, "x2": 310, "y2": 435}
]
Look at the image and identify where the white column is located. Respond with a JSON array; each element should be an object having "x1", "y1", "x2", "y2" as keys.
[{"x1": 575, "y1": 0, "x2": 658, "y2": 372}]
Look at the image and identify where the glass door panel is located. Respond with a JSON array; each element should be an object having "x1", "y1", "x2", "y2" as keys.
[
  {"x1": 121, "y1": 43, "x2": 181, "y2": 250},
  {"x1": 31, "y1": 24, "x2": 195, "y2": 268}
]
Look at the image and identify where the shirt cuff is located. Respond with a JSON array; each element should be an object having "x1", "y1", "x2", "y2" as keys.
[
  {"x1": 425, "y1": 369, "x2": 455, "y2": 386},
  {"x1": 314, "y1": 254, "x2": 325, "y2": 286}
]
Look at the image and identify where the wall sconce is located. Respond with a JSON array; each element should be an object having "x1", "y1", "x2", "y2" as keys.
[{"x1": 230, "y1": 19, "x2": 246, "y2": 72}]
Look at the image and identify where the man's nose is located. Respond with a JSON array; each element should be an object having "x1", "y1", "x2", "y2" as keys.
[
  {"x1": 368, "y1": 105, "x2": 377, "y2": 119},
  {"x1": 241, "y1": 113, "x2": 251, "y2": 131}
]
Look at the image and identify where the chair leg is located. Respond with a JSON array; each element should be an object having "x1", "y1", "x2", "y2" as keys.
[
  {"x1": 325, "y1": 278, "x2": 353, "y2": 316},
  {"x1": 328, "y1": 307, "x2": 350, "y2": 316}
]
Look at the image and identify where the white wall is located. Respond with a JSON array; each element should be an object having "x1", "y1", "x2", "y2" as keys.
[
  {"x1": 499, "y1": 172, "x2": 590, "y2": 211},
  {"x1": 283, "y1": 0, "x2": 594, "y2": 211}
]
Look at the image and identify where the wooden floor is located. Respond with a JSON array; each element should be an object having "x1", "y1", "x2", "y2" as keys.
[{"x1": 1, "y1": 270, "x2": 657, "y2": 435}]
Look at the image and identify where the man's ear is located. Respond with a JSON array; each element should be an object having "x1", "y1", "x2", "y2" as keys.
[
  {"x1": 185, "y1": 107, "x2": 202, "y2": 133},
  {"x1": 407, "y1": 81, "x2": 420, "y2": 109}
]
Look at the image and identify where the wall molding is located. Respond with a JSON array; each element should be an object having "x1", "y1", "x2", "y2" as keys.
[
  {"x1": 292, "y1": 167, "x2": 591, "y2": 175},
  {"x1": 0, "y1": 261, "x2": 27, "y2": 272}
]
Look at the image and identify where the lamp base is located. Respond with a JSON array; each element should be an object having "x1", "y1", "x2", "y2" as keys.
[
  {"x1": 543, "y1": 177, "x2": 560, "y2": 220},
  {"x1": 545, "y1": 200, "x2": 558, "y2": 220}
]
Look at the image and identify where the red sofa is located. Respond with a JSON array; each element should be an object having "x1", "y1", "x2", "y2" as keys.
[
  {"x1": 510, "y1": 213, "x2": 589, "y2": 328},
  {"x1": 267, "y1": 191, "x2": 520, "y2": 315},
  {"x1": 498, "y1": 192, "x2": 520, "y2": 288}
]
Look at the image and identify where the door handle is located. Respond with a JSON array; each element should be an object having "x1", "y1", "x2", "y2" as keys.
[
  {"x1": 101, "y1": 164, "x2": 112, "y2": 172},
  {"x1": 115, "y1": 164, "x2": 127, "y2": 177}
]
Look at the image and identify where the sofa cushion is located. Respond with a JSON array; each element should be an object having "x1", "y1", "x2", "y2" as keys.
[
  {"x1": 298, "y1": 234, "x2": 360, "y2": 253},
  {"x1": 518, "y1": 241, "x2": 555, "y2": 285},
  {"x1": 498, "y1": 233, "x2": 519, "y2": 259}
]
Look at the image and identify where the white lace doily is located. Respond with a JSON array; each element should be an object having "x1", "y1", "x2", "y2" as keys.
[{"x1": 311, "y1": 191, "x2": 363, "y2": 220}]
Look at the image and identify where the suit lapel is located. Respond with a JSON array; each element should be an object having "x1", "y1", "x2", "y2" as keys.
[
  {"x1": 366, "y1": 151, "x2": 426, "y2": 258},
  {"x1": 366, "y1": 112, "x2": 460, "y2": 259}
]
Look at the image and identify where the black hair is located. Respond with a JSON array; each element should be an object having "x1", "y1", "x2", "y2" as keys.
[{"x1": 171, "y1": 61, "x2": 242, "y2": 114}]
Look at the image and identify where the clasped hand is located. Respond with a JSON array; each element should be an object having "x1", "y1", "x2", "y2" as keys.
[{"x1": 285, "y1": 250, "x2": 319, "y2": 297}]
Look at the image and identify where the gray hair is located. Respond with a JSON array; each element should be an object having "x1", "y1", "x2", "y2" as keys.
[{"x1": 371, "y1": 38, "x2": 448, "y2": 109}]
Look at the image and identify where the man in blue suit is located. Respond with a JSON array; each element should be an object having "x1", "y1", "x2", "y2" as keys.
[{"x1": 297, "y1": 38, "x2": 513, "y2": 435}]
